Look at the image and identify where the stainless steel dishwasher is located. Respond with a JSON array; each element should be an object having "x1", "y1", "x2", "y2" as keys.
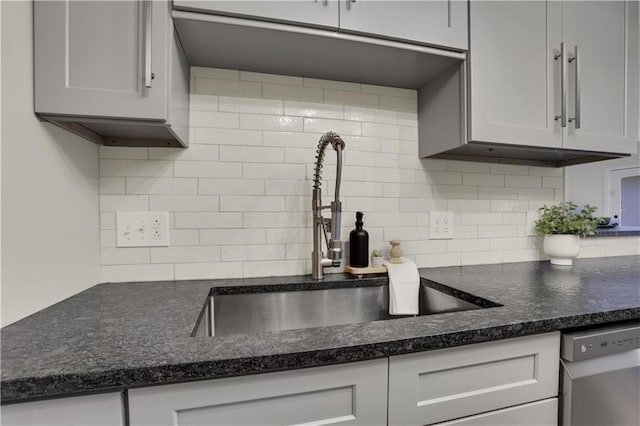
[{"x1": 560, "y1": 321, "x2": 640, "y2": 426}]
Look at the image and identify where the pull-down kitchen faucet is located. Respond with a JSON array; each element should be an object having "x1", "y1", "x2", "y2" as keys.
[{"x1": 311, "y1": 132, "x2": 345, "y2": 280}]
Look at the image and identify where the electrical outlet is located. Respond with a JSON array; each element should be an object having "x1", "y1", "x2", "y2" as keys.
[
  {"x1": 430, "y1": 211, "x2": 454, "y2": 239},
  {"x1": 116, "y1": 212, "x2": 169, "y2": 247}
]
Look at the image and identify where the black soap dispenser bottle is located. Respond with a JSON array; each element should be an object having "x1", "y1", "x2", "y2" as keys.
[{"x1": 349, "y1": 211, "x2": 369, "y2": 268}]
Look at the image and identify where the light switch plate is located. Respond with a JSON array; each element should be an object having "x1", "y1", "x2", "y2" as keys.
[
  {"x1": 116, "y1": 212, "x2": 169, "y2": 247},
  {"x1": 430, "y1": 211, "x2": 454, "y2": 239}
]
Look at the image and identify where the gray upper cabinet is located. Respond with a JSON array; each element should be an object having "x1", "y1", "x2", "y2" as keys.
[
  {"x1": 419, "y1": 0, "x2": 638, "y2": 166},
  {"x1": 468, "y1": 1, "x2": 562, "y2": 150},
  {"x1": 173, "y1": 0, "x2": 339, "y2": 29},
  {"x1": 561, "y1": 1, "x2": 638, "y2": 154},
  {"x1": 339, "y1": 0, "x2": 468, "y2": 50},
  {"x1": 34, "y1": 1, "x2": 189, "y2": 147}
]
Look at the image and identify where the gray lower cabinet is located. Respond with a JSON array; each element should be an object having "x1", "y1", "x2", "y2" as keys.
[
  {"x1": 1, "y1": 392, "x2": 125, "y2": 426},
  {"x1": 128, "y1": 358, "x2": 389, "y2": 425},
  {"x1": 1, "y1": 334, "x2": 561, "y2": 425},
  {"x1": 34, "y1": 0, "x2": 189, "y2": 147},
  {"x1": 432, "y1": 398, "x2": 558, "y2": 426},
  {"x1": 339, "y1": 0, "x2": 467, "y2": 50},
  {"x1": 388, "y1": 332, "x2": 560, "y2": 426}
]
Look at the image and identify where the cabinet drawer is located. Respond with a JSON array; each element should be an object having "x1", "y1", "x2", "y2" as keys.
[
  {"x1": 388, "y1": 332, "x2": 560, "y2": 425},
  {"x1": 433, "y1": 398, "x2": 558, "y2": 426},
  {"x1": 1, "y1": 392, "x2": 124, "y2": 426},
  {"x1": 129, "y1": 358, "x2": 388, "y2": 426}
]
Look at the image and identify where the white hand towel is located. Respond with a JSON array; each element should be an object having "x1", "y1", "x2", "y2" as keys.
[{"x1": 383, "y1": 258, "x2": 420, "y2": 315}]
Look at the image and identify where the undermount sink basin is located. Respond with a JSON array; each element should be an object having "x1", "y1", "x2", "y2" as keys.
[{"x1": 193, "y1": 281, "x2": 498, "y2": 337}]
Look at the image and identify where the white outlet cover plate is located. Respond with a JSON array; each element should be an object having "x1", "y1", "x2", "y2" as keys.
[
  {"x1": 429, "y1": 211, "x2": 454, "y2": 239},
  {"x1": 116, "y1": 212, "x2": 170, "y2": 247}
]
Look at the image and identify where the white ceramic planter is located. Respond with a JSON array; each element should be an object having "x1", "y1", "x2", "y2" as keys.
[
  {"x1": 543, "y1": 234, "x2": 581, "y2": 266},
  {"x1": 371, "y1": 256, "x2": 384, "y2": 267}
]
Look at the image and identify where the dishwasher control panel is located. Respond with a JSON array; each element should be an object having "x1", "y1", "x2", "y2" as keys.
[{"x1": 561, "y1": 322, "x2": 640, "y2": 361}]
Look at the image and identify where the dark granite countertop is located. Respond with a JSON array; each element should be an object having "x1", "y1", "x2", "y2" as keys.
[
  {"x1": 2, "y1": 256, "x2": 639, "y2": 403},
  {"x1": 594, "y1": 226, "x2": 640, "y2": 236}
]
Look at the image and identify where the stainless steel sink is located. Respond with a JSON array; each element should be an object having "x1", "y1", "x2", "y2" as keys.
[{"x1": 193, "y1": 282, "x2": 495, "y2": 337}]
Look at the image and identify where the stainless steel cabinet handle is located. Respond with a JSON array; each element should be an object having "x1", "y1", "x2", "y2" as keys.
[
  {"x1": 573, "y1": 45, "x2": 581, "y2": 129},
  {"x1": 144, "y1": 0, "x2": 153, "y2": 89},
  {"x1": 554, "y1": 43, "x2": 567, "y2": 127}
]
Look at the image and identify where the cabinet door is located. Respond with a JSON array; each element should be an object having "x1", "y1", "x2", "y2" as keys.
[
  {"x1": 339, "y1": 0, "x2": 467, "y2": 50},
  {"x1": 173, "y1": 1, "x2": 339, "y2": 29},
  {"x1": 129, "y1": 359, "x2": 388, "y2": 426},
  {"x1": 432, "y1": 398, "x2": 558, "y2": 426},
  {"x1": 562, "y1": 1, "x2": 639, "y2": 154},
  {"x1": 1, "y1": 392, "x2": 124, "y2": 426},
  {"x1": 469, "y1": 1, "x2": 563, "y2": 149},
  {"x1": 388, "y1": 332, "x2": 560, "y2": 426},
  {"x1": 34, "y1": 1, "x2": 167, "y2": 120}
]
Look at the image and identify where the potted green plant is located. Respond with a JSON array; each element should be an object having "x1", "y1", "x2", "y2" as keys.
[
  {"x1": 534, "y1": 202, "x2": 601, "y2": 265},
  {"x1": 370, "y1": 249, "x2": 384, "y2": 267}
]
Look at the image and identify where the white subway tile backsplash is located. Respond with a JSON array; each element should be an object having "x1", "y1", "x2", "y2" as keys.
[
  {"x1": 191, "y1": 67, "x2": 239, "y2": 80},
  {"x1": 506, "y1": 175, "x2": 542, "y2": 188},
  {"x1": 190, "y1": 111, "x2": 240, "y2": 129},
  {"x1": 243, "y1": 163, "x2": 306, "y2": 179},
  {"x1": 175, "y1": 212, "x2": 243, "y2": 229},
  {"x1": 462, "y1": 173, "x2": 505, "y2": 187},
  {"x1": 528, "y1": 166, "x2": 564, "y2": 177},
  {"x1": 100, "y1": 212, "x2": 116, "y2": 230},
  {"x1": 243, "y1": 260, "x2": 306, "y2": 277},
  {"x1": 174, "y1": 161, "x2": 242, "y2": 178},
  {"x1": 303, "y1": 77, "x2": 360, "y2": 91},
  {"x1": 478, "y1": 186, "x2": 518, "y2": 200},
  {"x1": 102, "y1": 247, "x2": 150, "y2": 265},
  {"x1": 151, "y1": 246, "x2": 220, "y2": 264},
  {"x1": 101, "y1": 264, "x2": 174, "y2": 283},
  {"x1": 174, "y1": 262, "x2": 243, "y2": 280},
  {"x1": 148, "y1": 145, "x2": 219, "y2": 161},
  {"x1": 221, "y1": 196, "x2": 284, "y2": 212},
  {"x1": 189, "y1": 94, "x2": 219, "y2": 112},
  {"x1": 100, "y1": 177, "x2": 126, "y2": 194},
  {"x1": 344, "y1": 106, "x2": 397, "y2": 124},
  {"x1": 241, "y1": 114, "x2": 303, "y2": 131},
  {"x1": 324, "y1": 89, "x2": 379, "y2": 107},
  {"x1": 221, "y1": 244, "x2": 285, "y2": 262},
  {"x1": 378, "y1": 96, "x2": 417, "y2": 112},
  {"x1": 244, "y1": 212, "x2": 309, "y2": 228},
  {"x1": 100, "y1": 195, "x2": 148, "y2": 211},
  {"x1": 219, "y1": 96, "x2": 283, "y2": 115},
  {"x1": 446, "y1": 160, "x2": 491, "y2": 173},
  {"x1": 150, "y1": 195, "x2": 220, "y2": 212},
  {"x1": 220, "y1": 146, "x2": 284, "y2": 163},
  {"x1": 100, "y1": 230, "x2": 116, "y2": 247},
  {"x1": 195, "y1": 77, "x2": 261, "y2": 97},
  {"x1": 284, "y1": 101, "x2": 344, "y2": 119},
  {"x1": 169, "y1": 230, "x2": 200, "y2": 246},
  {"x1": 100, "y1": 146, "x2": 148, "y2": 160},
  {"x1": 199, "y1": 228, "x2": 267, "y2": 246},
  {"x1": 195, "y1": 128, "x2": 262, "y2": 146},
  {"x1": 98, "y1": 67, "x2": 636, "y2": 283},
  {"x1": 127, "y1": 178, "x2": 197, "y2": 195},
  {"x1": 304, "y1": 118, "x2": 362, "y2": 136},
  {"x1": 517, "y1": 188, "x2": 555, "y2": 200},
  {"x1": 100, "y1": 159, "x2": 173, "y2": 178},
  {"x1": 240, "y1": 71, "x2": 302, "y2": 85}
]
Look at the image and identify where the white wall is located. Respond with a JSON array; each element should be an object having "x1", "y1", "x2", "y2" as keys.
[
  {"x1": 1, "y1": 1, "x2": 100, "y2": 326},
  {"x1": 565, "y1": 144, "x2": 640, "y2": 216}
]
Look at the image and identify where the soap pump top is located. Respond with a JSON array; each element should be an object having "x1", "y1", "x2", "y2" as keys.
[{"x1": 355, "y1": 211, "x2": 364, "y2": 229}]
